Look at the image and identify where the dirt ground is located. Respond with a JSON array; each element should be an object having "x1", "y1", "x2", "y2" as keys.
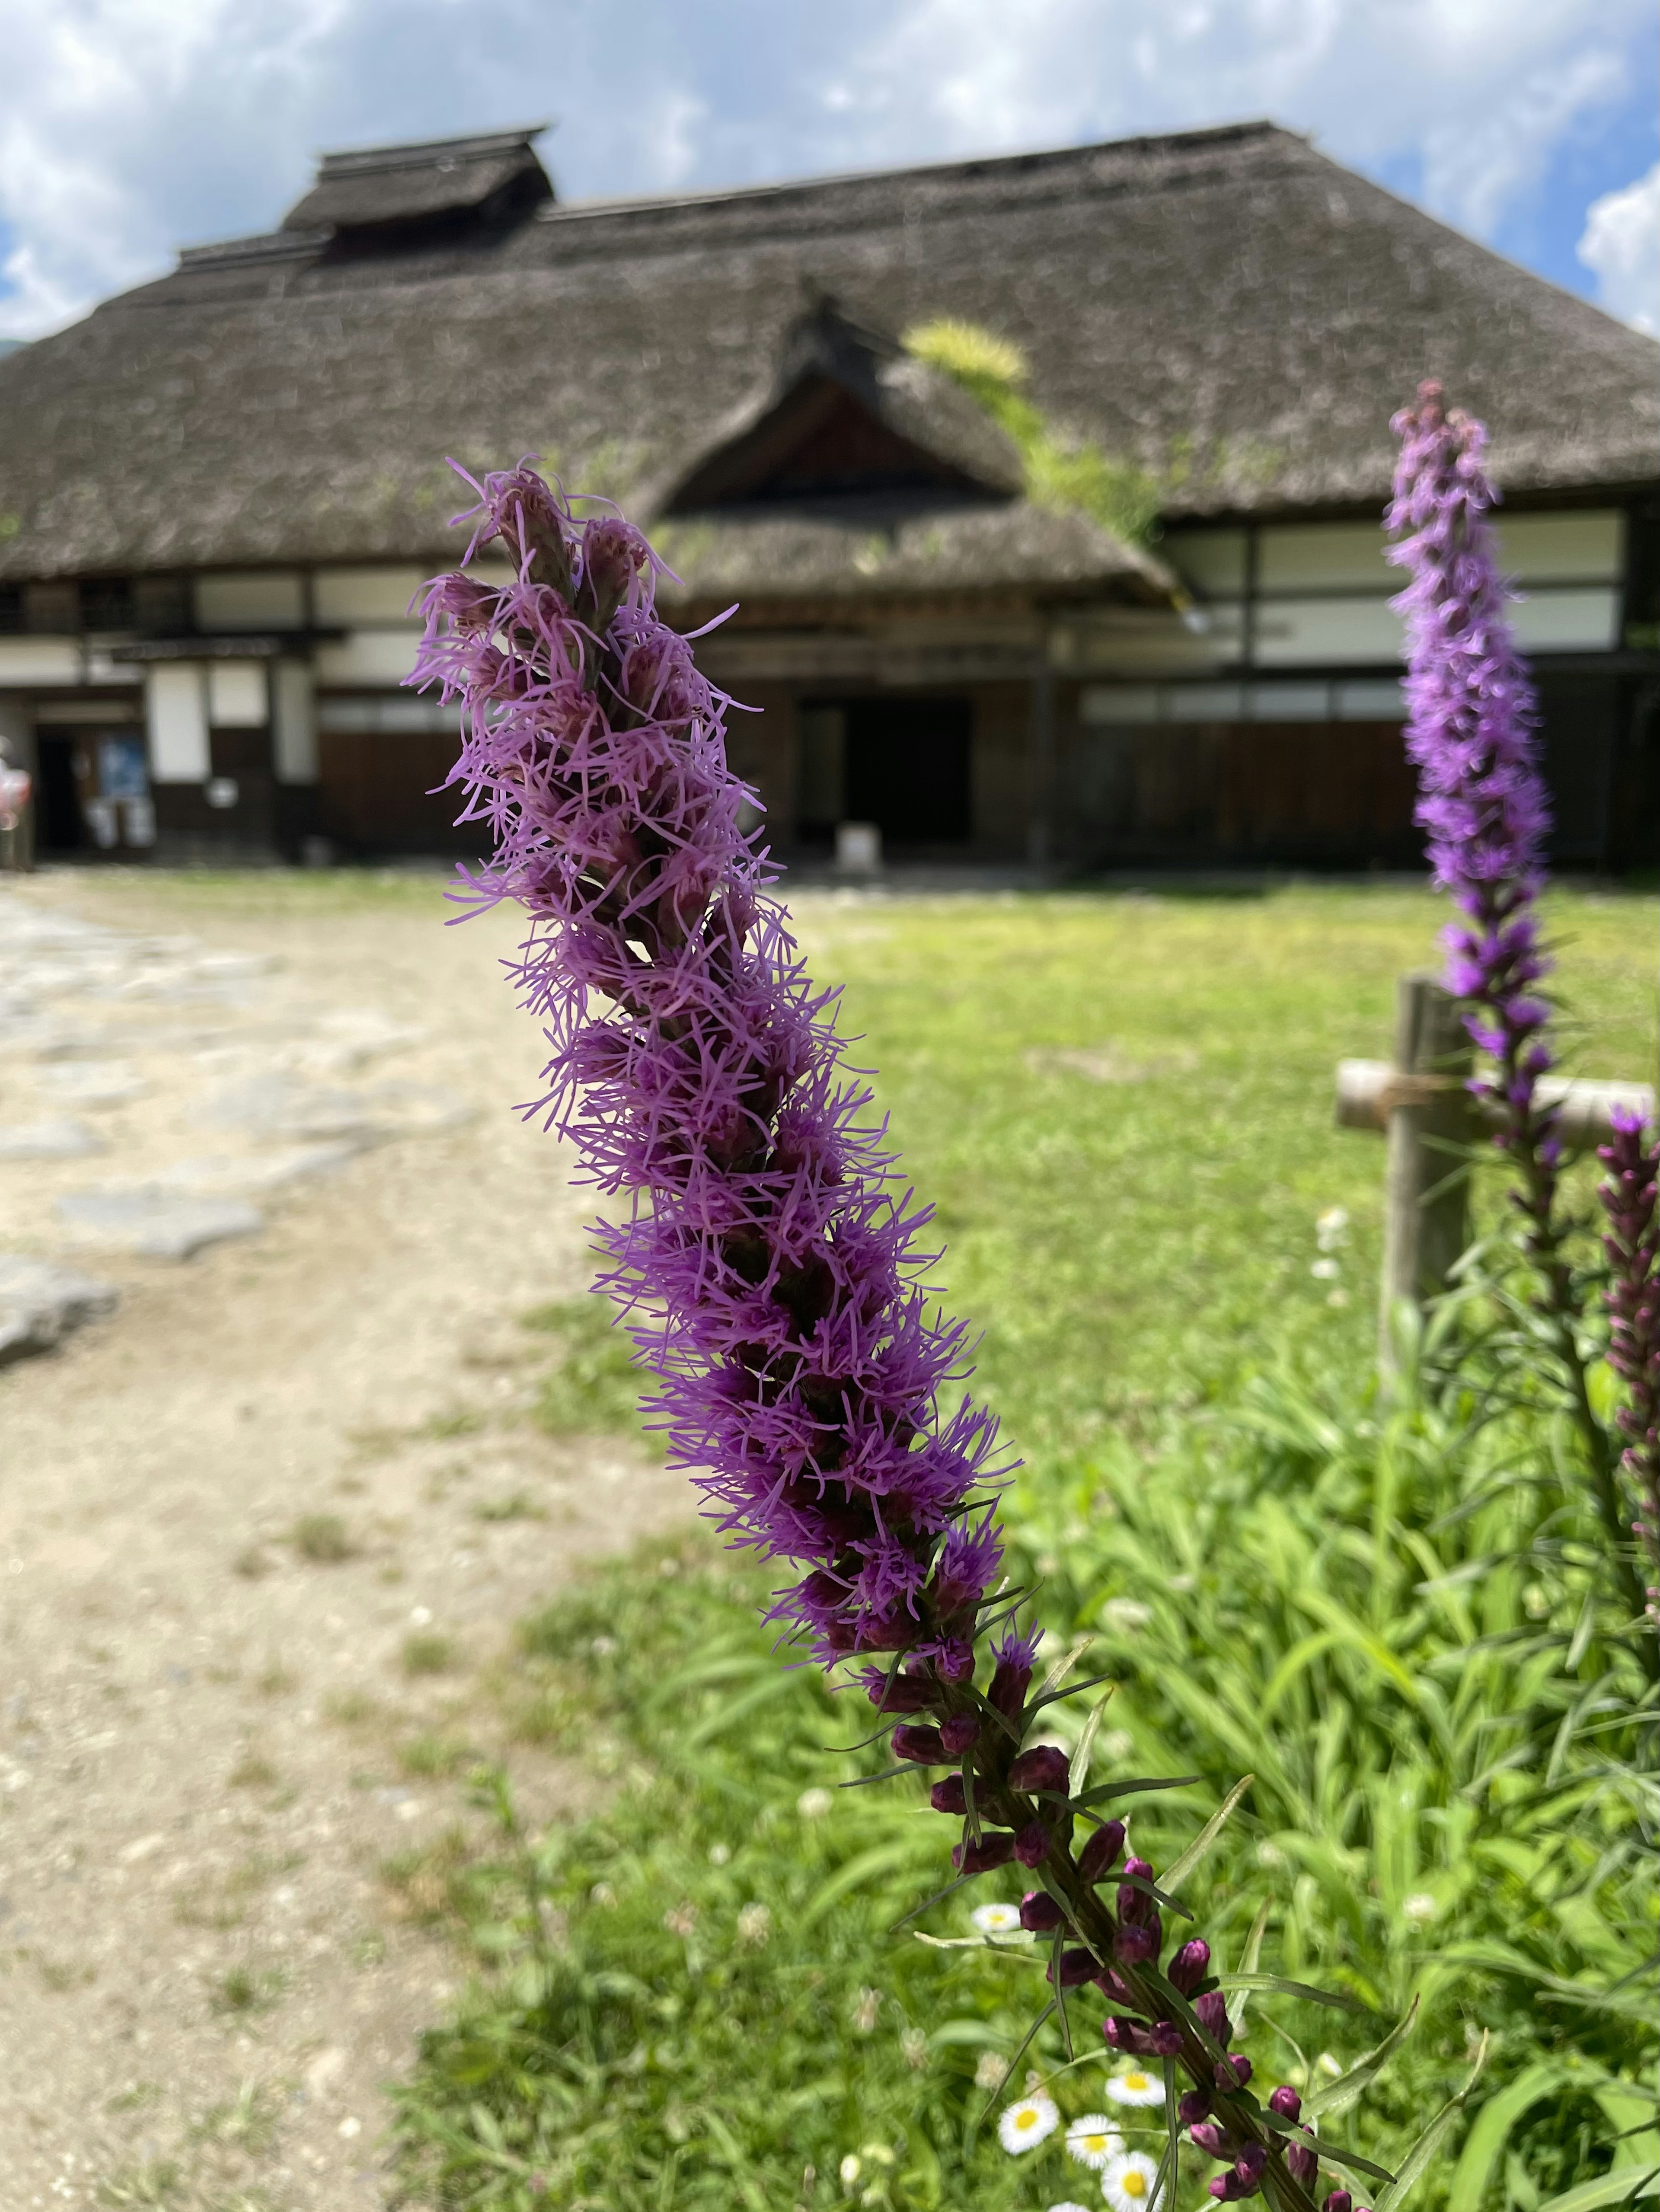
[{"x1": 0, "y1": 865, "x2": 695, "y2": 2209}]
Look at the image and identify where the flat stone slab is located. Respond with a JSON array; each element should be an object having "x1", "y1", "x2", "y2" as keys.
[
  {"x1": 199, "y1": 1073, "x2": 378, "y2": 1142},
  {"x1": 0, "y1": 1257, "x2": 118, "y2": 1366},
  {"x1": 56, "y1": 1187, "x2": 264, "y2": 1261},
  {"x1": 0, "y1": 1119, "x2": 104, "y2": 1160},
  {"x1": 42, "y1": 1061, "x2": 148, "y2": 1106},
  {"x1": 153, "y1": 1143, "x2": 363, "y2": 1197}
]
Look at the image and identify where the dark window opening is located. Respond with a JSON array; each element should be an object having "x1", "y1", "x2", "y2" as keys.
[
  {"x1": 798, "y1": 695, "x2": 973, "y2": 848},
  {"x1": 0, "y1": 584, "x2": 22, "y2": 636},
  {"x1": 35, "y1": 735, "x2": 89, "y2": 852},
  {"x1": 79, "y1": 577, "x2": 134, "y2": 631}
]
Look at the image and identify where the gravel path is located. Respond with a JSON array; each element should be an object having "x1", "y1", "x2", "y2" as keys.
[{"x1": 0, "y1": 868, "x2": 691, "y2": 2209}]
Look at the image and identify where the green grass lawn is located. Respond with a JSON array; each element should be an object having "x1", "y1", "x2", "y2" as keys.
[
  {"x1": 797, "y1": 883, "x2": 1654, "y2": 1468},
  {"x1": 377, "y1": 876, "x2": 1655, "y2": 2212}
]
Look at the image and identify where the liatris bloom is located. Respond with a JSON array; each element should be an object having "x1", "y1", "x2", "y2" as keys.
[
  {"x1": 1389, "y1": 388, "x2": 1654, "y2": 1646},
  {"x1": 1599, "y1": 1107, "x2": 1660, "y2": 1615},
  {"x1": 1387, "y1": 382, "x2": 1555, "y2": 1165},
  {"x1": 413, "y1": 460, "x2": 1325, "y2": 2212}
]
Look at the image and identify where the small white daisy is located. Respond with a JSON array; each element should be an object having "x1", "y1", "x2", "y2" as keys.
[
  {"x1": 1103, "y1": 2068, "x2": 1165, "y2": 2109},
  {"x1": 971, "y1": 1901, "x2": 1024, "y2": 1935},
  {"x1": 1049, "y1": 2203, "x2": 1095, "y2": 2212},
  {"x1": 1100, "y1": 2150, "x2": 1165, "y2": 2212},
  {"x1": 997, "y1": 2092, "x2": 1060, "y2": 2155},
  {"x1": 1402, "y1": 1890, "x2": 1438, "y2": 1926},
  {"x1": 797, "y1": 1786, "x2": 833, "y2": 1819},
  {"x1": 1065, "y1": 2115, "x2": 1126, "y2": 2170}
]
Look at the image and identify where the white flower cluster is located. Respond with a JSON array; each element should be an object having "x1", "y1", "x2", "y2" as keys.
[{"x1": 995, "y1": 2076, "x2": 1167, "y2": 2209}]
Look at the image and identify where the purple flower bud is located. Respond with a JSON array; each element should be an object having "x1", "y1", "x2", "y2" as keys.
[
  {"x1": 1047, "y1": 1947, "x2": 1100, "y2": 1987},
  {"x1": 988, "y1": 1627, "x2": 1040, "y2": 1720},
  {"x1": 863, "y1": 1668, "x2": 936, "y2": 1714},
  {"x1": 1235, "y1": 2145, "x2": 1267, "y2": 2184},
  {"x1": 952, "y1": 1832, "x2": 1015, "y2": 1876},
  {"x1": 1020, "y1": 1889, "x2": 1063, "y2": 1933},
  {"x1": 1114, "y1": 1922, "x2": 1158, "y2": 1966},
  {"x1": 1178, "y1": 2088, "x2": 1214, "y2": 2127},
  {"x1": 939, "y1": 1711, "x2": 980, "y2": 1756},
  {"x1": 1117, "y1": 1857, "x2": 1156, "y2": 1925},
  {"x1": 929, "y1": 1775, "x2": 967, "y2": 1816},
  {"x1": 1149, "y1": 2019, "x2": 1183, "y2": 2056},
  {"x1": 1324, "y1": 2194, "x2": 1354, "y2": 2212},
  {"x1": 1219, "y1": 2054, "x2": 1252, "y2": 2089},
  {"x1": 1195, "y1": 1990, "x2": 1232, "y2": 2043},
  {"x1": 1009, "y1": 1743, "x2": 1069, "y2": 1795},
  {"x1": 1289, "y1": 2147, "x2": 1319, "y2": 2189},
  {"x1": 1102, "y1": 2015, "x2": 1133, "y2": 2050},
  {"x1": 1209, "y1": 2176, "x2": 1255, "y2": 2202},
  {"x1": 1168, "y1": 1937, "x2": 1211, "y2": 1993},
  {"x1": 1014, "y1": 1820, "x2": 1051, "y2": 1867},
  {"x1": 1077, "y1": 1820, "x2": 1126, "y2": 1883},
  {"x1": 1268, "y1": 2086, "x2": 1302, "y2": 2122},
  {"x1": 892, "y1": 1725, "x2": 945, "y2": 1766},
  {"x1": 1190, "y1": 2122, "x2": 1232, "y2": 2157}
]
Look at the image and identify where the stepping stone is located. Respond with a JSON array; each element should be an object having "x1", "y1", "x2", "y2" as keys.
[
  {"x1": 42, "y1": 1061, "x2": 147, "y2": 1106},
  {"x1": 0, "y1": 1257, "x2": 118, "y2": 1366},
  {"x1": 200, "y1": 1073, "x2": 377, "y2": 1141},
  {"x1": 154, "y1": 1143, "x2": 363, "y2": 1196},
  {"x1": 0, "y1": 1119, "x2": 104, "y2": 1160},
  {"x1": 56, "y1": 1187, "x2": 263, "y2": 1261},
  {"x1": 364, "y1": 1082, "x2": 475, "y2": 1135}
]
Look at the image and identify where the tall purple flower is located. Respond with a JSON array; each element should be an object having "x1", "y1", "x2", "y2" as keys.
[
  {"x1": 1386, "y1": 381, "x2": 1555, "y2": 1165},
  {"x1": 410, "y1": 459, "x2": 1336, "y2": 2211},
  {"x1": 1389, "y1": 384, "x2": 1653, "y2": 1647},
  {"x1": 1599, "y1": 1107, "x2": 1660, "y2": 1618}
]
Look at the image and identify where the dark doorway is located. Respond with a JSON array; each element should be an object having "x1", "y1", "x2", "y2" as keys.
[
  {"x1": 35, "y1": 734, "x2": 88, "y2": 852},
  {"x1": 840, "y1": 695, "x2": 973, "y2": 846}
]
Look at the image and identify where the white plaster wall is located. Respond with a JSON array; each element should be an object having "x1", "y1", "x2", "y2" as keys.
[
  {"x1": 146, "y1": 664, "x2": 209, "y2": 782},
  {"x1": 207, "y1": 662, "x2": 268, "y2": 727}
]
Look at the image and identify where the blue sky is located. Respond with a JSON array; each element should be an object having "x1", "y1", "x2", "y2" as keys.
[{"x1": 0, "y1": 0, "x2": 1655, "y2": 342}]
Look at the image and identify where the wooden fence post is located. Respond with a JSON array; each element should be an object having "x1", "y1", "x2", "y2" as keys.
[{"x1": 1379, "y1": 972, "x2": 1473, "y2": 1369}]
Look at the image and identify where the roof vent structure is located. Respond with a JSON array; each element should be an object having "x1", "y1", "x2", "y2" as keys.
[
  {"x1": 280, "y1": 124, "x2": 553, "y2": 243},
  {"x1": 663, "y1": 294, "x2": 1024, "y2": 515}
]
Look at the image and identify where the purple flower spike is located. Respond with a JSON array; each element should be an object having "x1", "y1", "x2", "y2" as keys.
[
  {"x1": 1389, "y1": 378, "x2": 1555, "y2": 1156},
  {"x1": 1009, "y1": 1743, "x2": 1070, "y2": 1795},
  {"x1": 1169, "y1": 1937, "x2": 1211, "y2": 1993},
  {"x1": 410, "y1": 464, "x2": 1009, "y2": 1682}
]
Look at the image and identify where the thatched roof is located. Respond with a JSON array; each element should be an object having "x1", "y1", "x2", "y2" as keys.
[
  {"x1": 0, "y1": 120, "x2": 1653, "y2": 597},
  {"x1": 279, "y1": 126, "x2": 552, "y2": 235}
]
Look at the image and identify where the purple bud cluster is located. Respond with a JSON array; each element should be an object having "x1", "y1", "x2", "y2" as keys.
[
  {"x1": 1386, "y1": 382, "x2": 1557, "y2": 1166},
  {"x1": 1598, "y1": 1107, "x2": 1660, "y2": 1612},
  {"x1": 417, "y1": 462, "x2": 1329, "y2": 2212}
]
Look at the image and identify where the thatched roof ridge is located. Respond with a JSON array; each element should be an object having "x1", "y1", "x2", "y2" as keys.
[
  {"x1": 281, "y1": 125, "x2": 552, "y2": 233},
  {"x1": 0, "y1": 120, "x2": 1652, "y2": 586}
]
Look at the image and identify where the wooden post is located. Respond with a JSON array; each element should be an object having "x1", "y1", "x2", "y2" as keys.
[{"x1": 1379, "y1": 973, "x2": 1472, "y2": 1368}]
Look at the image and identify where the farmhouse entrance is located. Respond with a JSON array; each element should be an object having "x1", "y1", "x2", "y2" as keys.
[{"x1": 798, "y1": 694, "x2": 974, "y2": 851}]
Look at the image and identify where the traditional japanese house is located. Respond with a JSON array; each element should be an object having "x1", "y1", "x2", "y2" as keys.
[{"x1": 0, "y1": 120, "x2": 1655, "y2": 869}]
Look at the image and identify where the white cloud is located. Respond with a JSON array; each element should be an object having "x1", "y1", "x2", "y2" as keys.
[
  {"x1": 1578, "y1": 162, "x2": 1660, "y2": 332},
  {"x1": 0, "y1": 0, "x2": 1653, "y2": 339}
]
